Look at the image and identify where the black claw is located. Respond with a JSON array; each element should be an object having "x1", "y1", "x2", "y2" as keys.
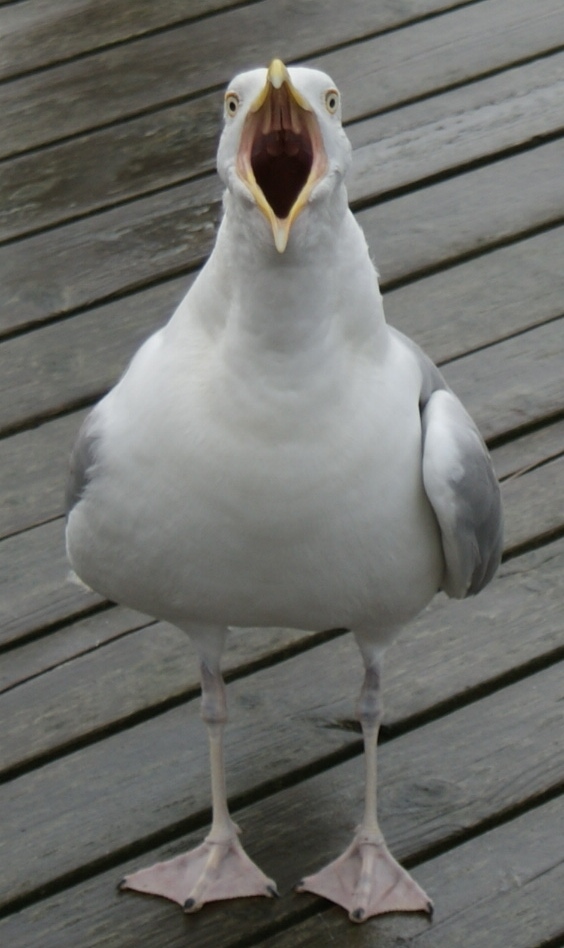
[
  {"x1": 266, "y1": 884, "x2": 279, "y2": 898},
  {"x1": 117, "y1": 878, "x2": 128, "y2": 892},
  {"x1": 295, "y1": 880, "x2": 305, "y2": 891},
  {"x1": 183, "y1": 898, "x2": 196, "y2": 912},
  {"x1": 426, "y1": 900, "x2": 434, "y2": 918},
  {"x1": 351, "y1": 907, "x2": 365, "y2": 922}
]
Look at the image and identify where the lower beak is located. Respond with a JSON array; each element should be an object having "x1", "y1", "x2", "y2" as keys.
[{"x1": 237, "y1": 60, "x2": 327, "y2": 252}]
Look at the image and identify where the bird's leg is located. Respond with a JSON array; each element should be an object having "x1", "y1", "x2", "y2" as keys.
[
  {"x1": 297, "y1": 639, "x2": 432, "y2": 922},
  {"x1": 119, "y1": 628, "x2": 277, "y2": 912}
]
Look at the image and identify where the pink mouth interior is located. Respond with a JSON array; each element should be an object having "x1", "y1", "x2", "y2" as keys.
[{"x1": 244, "y1": 86, "x2": 316, "y2": 220}]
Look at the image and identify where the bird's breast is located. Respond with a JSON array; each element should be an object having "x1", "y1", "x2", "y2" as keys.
[{"x1": 68, "y1": 333, "x2": 443, "y2": 631}]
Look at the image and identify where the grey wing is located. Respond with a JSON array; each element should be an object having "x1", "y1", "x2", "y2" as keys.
[
  {"x1": 391, "y1": 328, "x2": 503, "y2": 599},
  {"x1": 65, "y1": 410, "x2": 101, "y2": 518}
]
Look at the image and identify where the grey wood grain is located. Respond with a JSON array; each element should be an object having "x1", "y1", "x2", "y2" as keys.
[
  {"x1": 0, "y1": 518, "x2": 102, "y2": 649},
  {"x1": 440, "y1": 316, "x2": 564, "y2": 441},
  {"x1": 257, "y1": 796, "x2": 564, "y2": 948},
  {"x1": 3, "y1": 36, "x2": 563, "y2": 242},
  {"x1": 357, "y1": 139, "x2": 564, "y2": 287},
  {"x1": 0, "y1": 0, "x2": 480, "y2": 157},
  {"x1": 502, "y1": 454, "x2": 564, "y2": 552},
  {"x1": 493, "y1": 417, "x2": 564, "y2": 480},
  {"x1": 0, "y1": 0, "x2": 256, "y2": 80},
  {"x1": 0, "y1": 648, "x2": 562, "y2": 932},
  {"x1": 0, "y1": 624, "x2": 331, "y2": 773},
  {"x1": 0, "y1": 605, "x2": 151, "y2": 693},
  {"x1": 3, "y1": 797, "x2": 563, "y2": 948},
  {"x1": 383, "y1": 224, "x2": 564, "y2": 365},
  {"x1": 0, "y1": 408, "x2": 90, "y2": 540}
]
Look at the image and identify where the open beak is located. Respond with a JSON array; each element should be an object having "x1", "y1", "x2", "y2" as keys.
[{"x1": 237, "y1": 59, "x2": 327, "y2": 252}]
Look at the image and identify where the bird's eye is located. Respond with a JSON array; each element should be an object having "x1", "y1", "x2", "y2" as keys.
[
  {"x1": 325, "y1": 89, "x2": 339, "y2": 114},
  {"x1": 225, "y1": 92, "x2": 240, "y2": 117}
]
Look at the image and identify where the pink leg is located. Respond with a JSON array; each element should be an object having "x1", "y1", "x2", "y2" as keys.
[
  {"x1": 297, "y1": 640, "x2": 432, "y2": 922},
  {"x1": 120, "y1": 631, "x2": 277, "y2": 912}
]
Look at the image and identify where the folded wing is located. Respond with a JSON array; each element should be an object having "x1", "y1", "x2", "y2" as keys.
[{"x1": 393, "y1": 328, "x2": 503, "y2": 599}]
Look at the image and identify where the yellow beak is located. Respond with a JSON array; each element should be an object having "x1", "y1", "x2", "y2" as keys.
[{"x1": 237, "y1": 59, "x2": 327, "y2": 252}]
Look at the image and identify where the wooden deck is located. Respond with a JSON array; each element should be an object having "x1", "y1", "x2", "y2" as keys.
[{"x1": 1, "y1": 1, "x2": 564, "y2": 945}]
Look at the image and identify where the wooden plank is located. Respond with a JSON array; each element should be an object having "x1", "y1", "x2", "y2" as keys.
[
  {"x1": 0, "y1": 0, "x2": 479, "y2": 157},
  {"x1": 0, "y1": 624, "x2": 332, "y2": 775},
  {"x1": 347, "y1": 60, "x2": 564, "y2": 206},
  {"x1": 0, "y1": 273, "x2": 194, "y2": 431},
  {"x1": 1, "y1": 135, "x2": 562, "y2": 367},
  {"x1": 3, "y1": 41, "x2": 563, "y2": 243},
  {"x1": 0, "y1": 0, "x2": 258, "y2": 80},
  {"x1": 0, "y1": 518, "x2": 102, "y2": 649},
  {"x1": 257, "y1": 797, "x2": 564, "y2": 948},
  {"x1": 502, "y1": 455, "x2": 564, "y2": 552},
  {"x1": 0, "y1": 408, "x2": 90, "y2": 540},
  {"x1": 440, "y1": 316, "x2": 564, "y2": 440},
  {"x1": 383, "y1": 224, "x2": 564, "y2": 365},
  {"x1": 2, "y1": 526, "x2": 564, "y2": 775},
  {"x1": 357, "y1": 139, "x2": 564, "y2": 288},
  {"x1": 0, "y1": 650, "x2": 562, "y2": 931},
  {"x1": 0, "y1": 605, "x2": 150, "y2": 693},
  {"x1": 493, "y1": 417, "x2": 564, "y2": 480},
  {"x1": 5, "y1": 0, "x2": 563, "y2": 161},
  {"x1": 1, "y1": 226, "x2": 562, "y2": 540},
  {"x1": 2, "y1": 797, "x2": 563, "y2": 948}
]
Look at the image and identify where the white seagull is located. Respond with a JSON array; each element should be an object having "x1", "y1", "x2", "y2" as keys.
[{"x1": 65, "y1": 60, "x2": 503, "y2": 923}]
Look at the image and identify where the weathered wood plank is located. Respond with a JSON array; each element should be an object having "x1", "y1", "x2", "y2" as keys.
[
  {"x1": 0, "y1": 0, "x2": 483, "y2": 157},
  {"x1": 356, "y1": 139, "x2": 564, "y2": 289},
  {"x1": 3, "y1": 40, "x2": 563, "y2": 242},
  {"x1": 0, "y1": 408, "x2": 90, "y2": 540},
  {"x1": 493, "y1": 417, "x2": 564, "y2": 480},
  {"x1": 502, "y1": 454, "x2": 564, "y2": 552},
  {"x1": 3, "y1": 796, "x2": 564, "y2": 948},
  {"x1": 257, "y1": 797, "x2": 564, "y2": 948},
  {"x1": 348, "y1": 63, "x2": 564, "y2": 207},
  {"x1": 0, "y1": 624, "x2": 332, "y2": 773},
  {"x1": 0, "y1": 650, "x2": 562, "y2": 932},
  {"x1": 383, "y1": 224, "x2": 564, "y2": 365},
  {"x1": 5, "y1": 0, "x2": 563, "y2": 161},
  {"x1": 440, "y1": 316, "x2": 564, "y2": 440},
  {"x1": 0, "y1": 518, "x2": 102, "y2": 649},
  {"x1": 0, "y1": 605, "x2": 150, "y2": 693},
  {"x1": 0, "y1": 0, "x2": 257, "y2": 80}
]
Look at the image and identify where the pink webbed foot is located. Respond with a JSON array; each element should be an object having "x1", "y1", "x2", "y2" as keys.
[
  {"x1": 119, "y1": 830, "x2": 277, "y2": 912},
  {"x1": 297, "y1": 833, "x2": 432, "y2": 923}
]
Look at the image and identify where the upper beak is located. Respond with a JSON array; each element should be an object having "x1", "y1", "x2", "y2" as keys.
[{"x1": 237, "y1": 59, "x2": 327, "y2": 252}]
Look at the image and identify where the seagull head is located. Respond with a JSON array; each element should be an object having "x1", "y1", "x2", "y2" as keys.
[{"x1": 217, "y1": 60, "x2": 352, "y2": 253}]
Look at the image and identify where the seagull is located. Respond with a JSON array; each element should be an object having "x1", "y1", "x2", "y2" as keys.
[{"x1": 65, "y1": 59, "x2": 503, "y2": 923}]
